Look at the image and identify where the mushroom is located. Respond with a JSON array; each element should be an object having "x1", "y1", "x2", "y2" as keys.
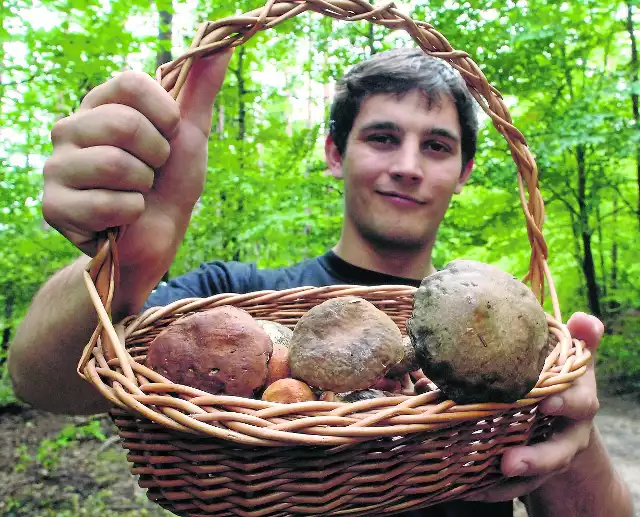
[
  {"x1": 386, "y1": 335, "x2": 420, "y2": 378},
  {"x1": 289, "y1": 296, "x2": 404, "y2": 392},
  {"x1": 406, "y1": 260, "x2": 549, "y2": 404},
  {"x1": 146, "y1": 306, "x2": 272, "y2": 397},
  {"x1": 256, "y1": 319, "x2": 293, "y2": 348},
  {"x1": 261, "y1": 379, "x2": 316, "y2": 403},
  {"x1": 336, "y1": 389, "x2": 387, "y2": 402},
  {"x1": 265, "y1": 341, "x2": 291, "y2": 386}
]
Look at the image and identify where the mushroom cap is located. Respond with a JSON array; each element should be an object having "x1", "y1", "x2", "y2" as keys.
[
  {"x1": 261, "y1": 379, "x2": 316, "y2": 403},
  {"x1": 406, "y1": 260, "x2": 549, "y2": 404},
  {"x1": 336, "y1": 389, "x2": 386, "y2": 403},
  {"x1": 256, "y1": 320, "x2": 293, "y2": 349},
  {"x1": 265, "y1": 342, "x2": 291, "y2": 386},
  {"x1": 289, "y1": 296, "x2": 404, "y2": 392},
  {"x1": 146, "y1": 306, "x2": 272, "y2": 397},
  {"x1": 386, "y1": 335, "x2": 420, "y2": 378}
]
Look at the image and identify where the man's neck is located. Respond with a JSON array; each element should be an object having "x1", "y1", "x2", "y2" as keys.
[{"x1": 332, "y1": 233, "x2": 436, "y2": 282}]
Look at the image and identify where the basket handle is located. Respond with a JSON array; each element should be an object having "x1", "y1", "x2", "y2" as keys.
[{"x1": 79, "y1": 0, "x2": 556, "y2": 380}]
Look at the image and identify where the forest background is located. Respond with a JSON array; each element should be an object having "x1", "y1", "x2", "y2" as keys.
[
  {"x1": 1, "y1": 1, "x2": 640, "y2": 516},
  {"x1": 1, "y1": 0, "x2": 639, "y2": 414}
]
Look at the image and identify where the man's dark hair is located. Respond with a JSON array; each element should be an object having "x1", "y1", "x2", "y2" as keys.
[{"x1": 329, "y1": 48, "x2": 479, "y2": 168}]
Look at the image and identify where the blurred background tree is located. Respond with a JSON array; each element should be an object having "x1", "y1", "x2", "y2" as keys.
[{"x1": 1, "y1": 0, "x2": 638, "y2": 405}]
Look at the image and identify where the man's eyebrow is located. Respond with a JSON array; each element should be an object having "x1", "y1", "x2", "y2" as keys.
[
  {"x1": 358, "y1": 121, "x2": 401, "y2": 132},
  {"x1": 358, "y1": 121, "x2": 460, "y2": 143},
  {"x1": 427, "y1": 127, "x2": 460, "y2": 143}
]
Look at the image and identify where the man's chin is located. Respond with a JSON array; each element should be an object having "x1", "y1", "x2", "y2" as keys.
[{"x1": 362, "y1": 228, "x2": 432, "y2": 252}]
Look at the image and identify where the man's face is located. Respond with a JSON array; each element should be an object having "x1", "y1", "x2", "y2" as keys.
[{"x1": 327, "y1": 89, "x2": 472, "y2": 251}]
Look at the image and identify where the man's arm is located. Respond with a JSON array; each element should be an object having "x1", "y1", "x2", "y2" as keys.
[
  {"x1": 8, "y1": 256, "x2": 152, "y2": 414},
  {"x1": 8, "y1": 51, "x2": 233, "y2": 415},
  {"x1": 524, "y1": 426, "x2": 633, "y2": 517}
]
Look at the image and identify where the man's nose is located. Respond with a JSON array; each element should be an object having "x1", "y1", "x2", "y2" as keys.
[{"x1": 389, "y1": 142, "x2": 424, "y2": 183}]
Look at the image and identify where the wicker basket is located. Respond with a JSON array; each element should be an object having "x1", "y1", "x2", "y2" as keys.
[{"x1": 78, "y1": 1, "x2": 592, "y2": 516}]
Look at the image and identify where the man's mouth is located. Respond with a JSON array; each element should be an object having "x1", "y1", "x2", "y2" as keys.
[{"x1": 376, "y1": 191, "x2": 426, "y2": 205}]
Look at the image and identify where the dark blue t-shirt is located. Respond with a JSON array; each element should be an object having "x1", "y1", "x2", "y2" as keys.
[
  {"x1": 144, "y1": 251, "x2": 423, "y2": 308},
  {"x1": 143, "y1": 251, "x2": 514, "y2": 517}
]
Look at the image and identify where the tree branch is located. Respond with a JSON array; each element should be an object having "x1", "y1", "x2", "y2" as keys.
[{"x1": 604, "y1": 183, "x2": 636, "y2": 213}]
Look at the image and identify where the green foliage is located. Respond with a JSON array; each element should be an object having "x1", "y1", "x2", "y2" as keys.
[
  {"x1": 598, "y1": 314, "x2": 640, "y2": 390},
  {"x1": 1, "y1": 0, "x2": 639, "y2": 406},
  {"x1": 2, "y1": 489, "x2": 169, "y2": 517},
  {"x1": 0, "y1": 368, "x2": 21, "y2": 407},
  {"x1": 13, "y1": 418, "x2": 107, "y2": 473},
  {"x1": 35, "y1": 419, "x2": 107, "y2": 471},
  {"x1": 12, "y1": 443, "x2": 32, "y2": 474}
]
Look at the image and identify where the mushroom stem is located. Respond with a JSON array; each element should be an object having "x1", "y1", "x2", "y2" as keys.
[
  {"x1": 320, "y1": 391, "x2": 336, "y2": 402},
  {"x1": 400, "y1": 373, "x2": 415, "y2": 395}
]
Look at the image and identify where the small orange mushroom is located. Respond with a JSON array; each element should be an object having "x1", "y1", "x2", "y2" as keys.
[
  {"x1": 261, "y1": 379, "x2": 316, "y2": 403},
  {"x1": 266, "y1": 342, "x2": 291, "y2": 386}
]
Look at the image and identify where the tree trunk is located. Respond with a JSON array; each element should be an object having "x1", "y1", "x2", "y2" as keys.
[
  {"x1": 576, "y1": 145, "x2": 602, "y2": 318},
  {"x1": 626, "y1": 1, "x2": 640, "y2": 229},
  {"x1": 606, "y1": 194, "x2": 621, "y2": 320},
  {"x1": 611, "y1": 195, "x2": 618, "y2": 291},
  {"x1": 230, "y1": 47, "x2": 247, "y2": 261},
  {"x1": 564, "y1": 202, "x2": 586, "y2": 300},
  {"x1": 156, "y1": 1, "x2": 173, "y2": 69},
  {"x1": 595, "y1": 201, "x2": 607, "y2": 300},
  {"x1": 235, "y1": 47, "x2": 246, "y2": 142},
  {"x1": 367, "y1": 21, "x2": 376, "y2": 55},
  {"x1": 1, "y1": 293, "x2": 14, "y2": 365},
  {"x1": 217, "y1": 103, "x2": 225, "y2": 136}
]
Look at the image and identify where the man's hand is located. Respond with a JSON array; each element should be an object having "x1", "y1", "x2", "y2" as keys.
[
  {"x1": 464, "y1": 312, "x2": 604, "y2": 503},
  {"x1": 42, "y1": 50, "x2": 233, "y2": 270}
]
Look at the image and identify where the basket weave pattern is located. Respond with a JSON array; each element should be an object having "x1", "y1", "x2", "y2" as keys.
[{"x1": 77, "y1": 1, "x2": 591, "y2": 515}]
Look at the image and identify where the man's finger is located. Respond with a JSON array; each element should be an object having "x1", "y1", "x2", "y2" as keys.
[
  {"x1": 463, "y1": 474, "x2": 554, "y2": 503},
  {"x1": 500, "y1": 422, "x2": 592, "y2": 478},
  {"x1": 538, "y1": 376, "x2": 599, "y2": 420},
  {"x1": 80, "y1": 70, "x2": 180, "y2": 139},
  {"x1": 52, "y1": 105, "x2": 171, "y2": 169},
  {"x1": 43, "y1": 183, "x2": 146, "y2": 237},
  {"x1": 565, "y1": 312, "x2": 605, "y2": 353},
  {"x1": 45, "y1": 146, "x2": 155, "y2": 193},
  {"x1": 177, "y1": 49, "x2": 234, "y2": 137}
]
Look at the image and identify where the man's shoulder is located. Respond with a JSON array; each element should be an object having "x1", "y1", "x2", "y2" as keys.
[{"x1": 144, "y1": 254, "x2": 334, "y2": 309}]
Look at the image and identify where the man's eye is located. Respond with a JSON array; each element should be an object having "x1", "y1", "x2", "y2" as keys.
[
  {"x1": 368, "y1": 134, "x2": 397, "y2": 145},
  {"x1": 424, "y1": 141, "x2": 451, "y2": 153}
]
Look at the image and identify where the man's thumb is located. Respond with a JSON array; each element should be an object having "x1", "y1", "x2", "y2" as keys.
[
  {"x1": 566, "y1": 312, "x2": 605, "y2": 353},
  {"x1": 176, "y1": 49, "x2": 234, "y2": 135}
]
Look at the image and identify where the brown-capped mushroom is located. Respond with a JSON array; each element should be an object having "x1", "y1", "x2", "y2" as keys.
[
  {"x1": 289, "y1": 296, "x2": 404, "y2": 392},
  {"x1": 146, "y1": 306, "x2": 272, "y2": 397},
  {"x1": 386, "y1": 335, "x2": 420, "y2": 378}
]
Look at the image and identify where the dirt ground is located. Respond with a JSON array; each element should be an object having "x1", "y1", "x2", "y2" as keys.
[{"x1": 1, "y1": 389, "x2": 638, "y2": 517}]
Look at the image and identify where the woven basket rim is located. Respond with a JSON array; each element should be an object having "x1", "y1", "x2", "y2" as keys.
[{"x1": 79, "y1": 284, "x2": 589, "y2": 445}]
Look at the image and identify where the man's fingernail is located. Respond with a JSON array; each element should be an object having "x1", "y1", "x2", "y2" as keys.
[
  {"x1": 545, "y1": 396, "x2": 563, "y2": 414},
  {"x1": 592, "y1": 318, "x2": 604, "y2": 336},
  {"x1": 508, "y1": 461, "x2": 528, "y2": 477}
]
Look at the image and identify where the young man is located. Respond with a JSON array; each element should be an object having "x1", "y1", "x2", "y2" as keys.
[{"x1": 8, "y1": 49, "x2": 632, "y2": 517}]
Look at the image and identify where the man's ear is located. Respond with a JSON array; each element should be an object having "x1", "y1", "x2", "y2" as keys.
[
  {"x1": 455, "y1": 159, "x2": 474, "y2": 194},
  {"x1": 325, "y1": 134, "x2": 344, "y2": 179}
]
